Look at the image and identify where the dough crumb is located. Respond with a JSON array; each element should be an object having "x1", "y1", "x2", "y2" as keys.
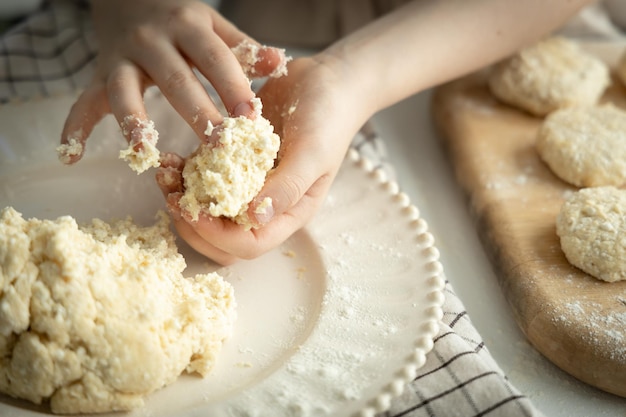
[
  {"x1": 0, "y1": 207, "x2": 236, "y2": 414},
  {"x1": 488, "y1": 36, "x2": 610, "y2": 116},
  {"x1": 56, "y1": 133, "x2": 83, "y2": 164},
  {"x1": 231, "y1": 40, "x2": 290, "y2": 79},
  {"x1": 556, "y1": 186, "x2": 626, "y2": 282},
  {"x1": 119, "y1": 116, "x2": 161, "y2": 174},
  {"x1": 179, "y1": 97, "x2": 280, "y2": 229}
]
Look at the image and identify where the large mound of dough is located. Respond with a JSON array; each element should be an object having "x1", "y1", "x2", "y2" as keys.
[
  {"x1": 556, "y1": 187, "x2": 626, "y2": 283},
  {"x1": 0, "y1": 207, "x2": 236, "y2": 414},
  {"x1": 179, "y1": 98, "x2": 280, "y2": 229},
  {"x1": 488, "y1": 36, "x2": 610, "y2": 116},
  {"x1": 536, "y1": 105, "x2": 626, "y2": 187}
]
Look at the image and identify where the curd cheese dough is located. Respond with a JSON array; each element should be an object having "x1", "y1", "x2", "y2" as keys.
[
  {"x1": 556, "y1": 186, "x2": 626, "y2": 282},
  {"x1": 56, "y1": 136, "x2": 83, "y2": 164},
  {"x1": 536, "y1": 105, "x2": 626, "y2": 187},
  {"x1": 0, "y1": 207, "x2": 236, "y2": 414},
  {"x1": 118, "y1": 116, "x2": 161, "y2": 174},
  {"x1": 231, "y1": 40, "x2": 290, "y2": 79},
  {"x1": 488, "y1": 37, "x2": 610, "y2": 116},
  {"x1": 179, "y1": 97, "x2": 280, "y2": 229}
]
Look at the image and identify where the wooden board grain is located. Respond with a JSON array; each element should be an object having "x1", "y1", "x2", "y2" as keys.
[{"x1": 431, "y1": 43, "x2": 626, "y2": 398}]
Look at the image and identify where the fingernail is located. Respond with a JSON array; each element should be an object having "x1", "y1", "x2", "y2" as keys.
[
  {"x1": 253, "y1": 197, "x2": 274, "y2": 225},
  {"x1": 233, "y1": 101, "x2": 254, "y2": 118}
]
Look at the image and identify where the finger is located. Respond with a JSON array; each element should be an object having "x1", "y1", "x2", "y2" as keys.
[
  {"x1": 253, "y1": 46, "x2": 290, "y2": 78},
  {"x1": 106, "y1": 62, "x2": 153, "y2": 145},
  {"x1": 183, "y1": 174, "x2": 325, "y2": 259},
  {"x1": 183, "y1": 195, "x2": 316, "y2": 260},
  {"x1": 210, "y1": 13, "x2": 289, "y2": 79},
  {"x1": 58, "y1": 83, "x2": 109, "y2": 164},
  {"x1": 248, "y1": 149, "x2": 327, "y2": 226},
  {"x1": 159, "y1": 151, "x2": 185, "y2": 170},
  {"x1": 155, "y1": 166, "x2": 183, "y2": 196},
  {"x1": 165, "y1": 193, "x2": 239, "y2": 265},
  {"x1": 232, "y1": 42, "x2": 290, "y2": 79},
  {"x1": 174, "y1": 219, "x2": 239, "y2": 266},
  {"x1": 128, "y1": 37, "x2": 225, "y2": 138},
  {"x1": 175, "y1": 24, "x2": 255, "y2": 117}
]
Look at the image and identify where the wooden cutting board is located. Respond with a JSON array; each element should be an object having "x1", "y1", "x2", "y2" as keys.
[{"x1": 431, "y1": 42, "x2": 626, "y2": 398}]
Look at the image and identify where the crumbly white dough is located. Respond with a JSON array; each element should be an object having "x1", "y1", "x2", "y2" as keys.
[
  {"x1": 231, "y1": 40, "x2": 290, "y2": 79},
  {"x1": 488, "y1": 36, "x2": 610, "y2": 116},
  {"x1": 536, "y1": 105, "x2": 626, "y2": 187},
  {"x1": 0, "y1": 207, "x2": 236, "y2": 414},
  {"x1": 118, "y1": 116, "x2": 161, "y2": 174},
  {"x1": 556, "y1": 186, "x2": 626, "y2": 282},
  {"x1": 179, "y1": 97, "x2": 280, "y2": 229},
  {"x1": 56, "y1": 134, "x2": 83, "y2": 164}
]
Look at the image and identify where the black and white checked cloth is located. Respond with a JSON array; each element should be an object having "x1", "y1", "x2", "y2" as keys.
[
  {"x1": 0, "y1": 2, "x2": 543, "y2": 416},
  {"x1": 0, "y1": 0, "x2": 95, "y2": 103}
]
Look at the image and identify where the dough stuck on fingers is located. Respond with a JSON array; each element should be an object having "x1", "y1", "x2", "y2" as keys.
[
  {"x1": 488, "y1": 36, "x2": 610, "y2": 116},
  {"x1": 557, "y1": 186, "x2": 626, "y2": 283},
  {"x1": 0, "y1": 207, "x2": 236, "y2": 414},
  {"x1": 56, "y1": 134, "x2": 84, "y2": 164},
  {"x1": 179, "y1": 97, "x2": 280, "y2": 229},
  {"x1": 231, "y1": 40, "x2": 290, "y2": 79},
  {"x1": 118, "y1": 116, "x2": 161, "y2": 174},
  {"x1": 536, "y1": 104, "x2": 626, "y2": 187}
]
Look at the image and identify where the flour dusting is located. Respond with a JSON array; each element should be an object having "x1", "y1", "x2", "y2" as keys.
[{"x1": 552, "y1": 299, "x2": 626, "y2": 361}]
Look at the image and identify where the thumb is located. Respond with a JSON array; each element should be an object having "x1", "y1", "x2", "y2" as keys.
[{"x1": 248, "y1": 151, "x2": 336, "y2": 228}]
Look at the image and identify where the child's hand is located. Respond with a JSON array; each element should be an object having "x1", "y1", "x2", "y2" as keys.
[
  {"x1": 156, "y1": 55, "x2": 370, "y2": 265},
  {"x1": 59, "y1": 0, "x2": 286, "y2": 162}
]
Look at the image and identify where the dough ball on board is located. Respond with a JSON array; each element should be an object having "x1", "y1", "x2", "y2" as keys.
[
  {"x1": 536, "y1": 104, "x2": 626, "y2": 187},
  {"x1": 556, "y1": 186, "x2": 626, "y2": 282},
  {"x1": 488, "y1": 36, "x2": 610, "y2": 116}
]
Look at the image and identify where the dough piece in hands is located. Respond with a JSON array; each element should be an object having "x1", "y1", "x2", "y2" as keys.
[
  {"x1": 557, "y1": 186, "x2": 626, "y2": 282},
  {"x1": 0, "y1": 207, "x2": 236, "y2": 414},
  {"x1": 488, "y1": 36, "x2": 610, "y2": 116},
  {"x1": 118, "y1": 116, "x2": 161, "y2": 174},
  {"x1": 536, "y1": 104, "x2": 626, "y2": 187},
  {"x1": 179, "y1": 97, "x2": 280, "y2": 229}
]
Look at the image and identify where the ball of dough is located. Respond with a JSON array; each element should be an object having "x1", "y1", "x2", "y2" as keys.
[
  {"x1": 0, "y1": 207, "x2": 236, "y2": 414},
  {"x1": 556, "y1": 186, "x2": 626, "y2": 282},
  {"x1": 536, "y1": 104, "x2": 626, "y2": 187},
  {"x1": 488, "y1": 36, "x2": 610, "y2": 116},
  {"x1": 179, "y1": 98, "x2": 280, "y2": 229}
]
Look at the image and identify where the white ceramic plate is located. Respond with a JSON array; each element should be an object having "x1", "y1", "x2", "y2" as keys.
[{"x1": 0, "y1": 91, "x2": 445, "y2": 417}]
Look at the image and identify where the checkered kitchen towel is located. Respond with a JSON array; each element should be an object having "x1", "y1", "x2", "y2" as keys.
[
  {"x1": 0, "y1": 1, "x2": 543, "y2": 416},
  {"x1": 0, "y1": 0, "x2": 95, "y2": 102}
]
